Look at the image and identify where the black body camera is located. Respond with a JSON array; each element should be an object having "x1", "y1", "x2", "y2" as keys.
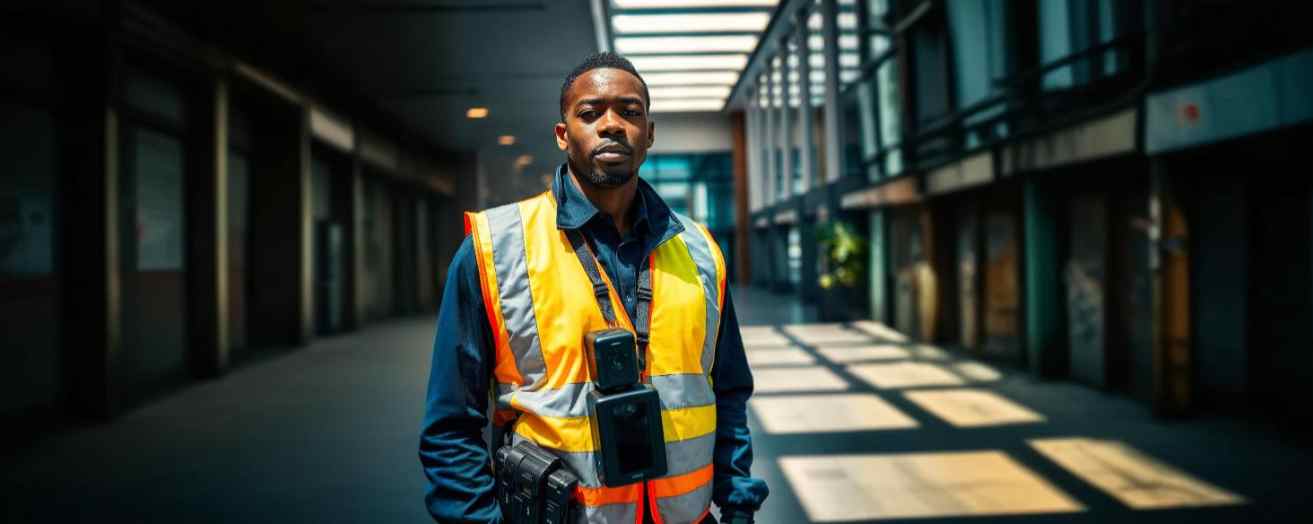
[{"x1": 584, "y1": 328, "x2": 667, "y2": 486}]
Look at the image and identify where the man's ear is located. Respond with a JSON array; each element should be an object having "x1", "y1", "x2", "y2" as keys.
[
  {"x1": 554, "y1": 122, "x2": 568, "y2": 151},
  {"x1": 647, "y1": 120, "x2": 655, "y2": 148}
]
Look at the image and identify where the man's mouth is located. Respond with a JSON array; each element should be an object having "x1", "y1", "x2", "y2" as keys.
[{"x1": 592, "y1": 143, "x2": 631, "y2": 162}]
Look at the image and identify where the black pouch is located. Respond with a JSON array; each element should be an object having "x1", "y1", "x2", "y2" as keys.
[{"x1": 494, "y1": 440, "x2": 579, "y2": 524}]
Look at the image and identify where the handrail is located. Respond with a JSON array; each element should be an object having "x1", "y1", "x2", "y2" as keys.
[{"x1": 996, "y1": 32, "x2": 1145, "y2": 88}]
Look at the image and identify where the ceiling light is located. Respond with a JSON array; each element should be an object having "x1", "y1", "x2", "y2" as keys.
[
  {"x1": 809, "y1": 53, "x2": 860, "y2": 68},
  {"x1": 650, "y1": 86, "x2": 733, "y2": 99},
  {"x1": 651, "y1": 98, "x2": 725, "y2": 112},
  {"x1": 498, "y1": 135, "x2": 516, "y2": 146},
  {"x1": 613, "y1": 0, "x2": 777, "y2": 7},
  {"x1": 615, "y1": 35, "x2": 759, "y2": 54},
  {"x1": 513, "y1": 154, "x2": 534, "y2": 169},
  {"x1": 629, "y1": 54, "x2": 748, "y2": 71},
  {"x1": 642, "y1": 71, "x2": 740, "y2": 85},
  {"x1": 612, "y1": 13, "x2": 770, "y2": 34},
  {"x1": 466, "y1": 107, "x2": 488, "y2": 119}
]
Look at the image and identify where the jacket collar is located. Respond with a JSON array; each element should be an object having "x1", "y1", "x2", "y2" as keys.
[{"x1": 552, "y1": 163, "x2": 684, "y2": 246}]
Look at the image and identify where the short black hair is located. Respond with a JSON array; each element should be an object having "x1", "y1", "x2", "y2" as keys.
[{"x1": 559, "y1": 51, "x2": 650, "y2": 119}]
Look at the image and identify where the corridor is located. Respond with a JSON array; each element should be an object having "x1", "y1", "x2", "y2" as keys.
[{"x1": 3, "y1": 287, "x2": 1306, "y2": 523}]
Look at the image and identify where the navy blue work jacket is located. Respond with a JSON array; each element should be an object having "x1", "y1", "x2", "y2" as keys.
[{"x1": 419, "y1": 165, "x2": 768, "y2": 523}]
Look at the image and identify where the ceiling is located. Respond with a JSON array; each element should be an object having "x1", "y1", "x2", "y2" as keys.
[{"x1": 298, "y1": 1, "x2": 601, "y2": 165}]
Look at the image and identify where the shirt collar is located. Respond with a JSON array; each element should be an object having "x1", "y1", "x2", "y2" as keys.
[{"x1": 552, "y1": 163, "x2": 683, "y2": 244}]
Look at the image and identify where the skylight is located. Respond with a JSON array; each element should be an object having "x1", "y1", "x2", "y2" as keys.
[
  {"x1": 607, "y1": 1, "x2": 779, "y2": 112},
  {"x1": 612, "y1": 13, "x2": 771, "y2": 34}
]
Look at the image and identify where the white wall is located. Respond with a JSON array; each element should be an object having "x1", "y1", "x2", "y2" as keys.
[{"x1": 649, "y1": 111, "x2": 733, "y2": 154}]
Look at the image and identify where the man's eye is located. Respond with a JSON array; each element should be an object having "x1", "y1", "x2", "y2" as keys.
[
  {"x1": 623, "y1": 109, "x2": 642, "y2": 117},
  {"x1": 579, "y1": 110, "x2": 599, "y2": 119}
]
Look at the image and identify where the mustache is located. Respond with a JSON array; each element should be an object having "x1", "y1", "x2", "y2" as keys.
[{"x1": 590, "y1": 140, "x2": 633, "y2": 157}]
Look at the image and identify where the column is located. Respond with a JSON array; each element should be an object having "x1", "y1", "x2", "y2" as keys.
[
  {"x1": 59, "y1": 40, "x2": 122, "y2": 418},
  {"x1": 1023, "y1": 178, "x2": 1061, "y2": 377},
  {"x1": 778, "y1": 47, "x2": 793, "y2": 201},
  {"x1": 821, "y1": 0, "x2": 844, "y2": 188},
  {"x1": 796, "y1": 9, "x2": 816, "y2": 191},
  {"x1": 187, "y1": 75, "x2": 230, "y2": 377}
]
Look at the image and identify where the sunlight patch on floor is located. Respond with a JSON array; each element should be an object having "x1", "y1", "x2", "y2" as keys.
[
  {"x1": 782, "y1": 323, "x2": 876, "y2": 345},
  {"x1": 750, "y1": 394, "x2": 919, "y2": 433},
  {"x1": 951, "y1": 361, "x2": 1002, "y2": 382},
  {"x1": 752, "y1": 366, "x2": 850, "y2": 393},
  {"x1": 815, "y1": 344, "x2": 912, "y2": 363},
  {"x1": 847, "y1": 362, "x2": 966, "y2": 389},
  {"x1": 1029, "y1": 437, "x2": 1247, "y2": 509},
  {"x1": 850, "y1": 320, "x2": 910, "y2": 342},
  {"x1": 779, "y1": 452, "x2": 1084, "y2": 521},
  {"x1": 745, "y1": 347, "x2": 817, "y2": 367},
  {"x1": 739, "y1": 326, "x2": 794, "y2": 347},
  {"x1": 903, "y1": 389, "x2": 1044, "y2": 427}
]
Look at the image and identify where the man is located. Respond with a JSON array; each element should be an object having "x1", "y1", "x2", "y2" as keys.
[{"x1": 419, "y1": 52, "x2": 768, "y2": 524}]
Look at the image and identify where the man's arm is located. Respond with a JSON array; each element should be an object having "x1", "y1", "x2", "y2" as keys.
[
  {"x1": 710, "y1": 288, "x2": 770, "y2": 520},
  {"x1": 419, "y1": 237, "x2": 502, "y2": 523}
]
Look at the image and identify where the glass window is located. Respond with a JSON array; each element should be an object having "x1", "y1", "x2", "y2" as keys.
[
  {"x1": 1040, "y1": 0, "x2": 1135, "y2": 90},
  {"x1": 877, "y1": 59, "x2": 903, "y2": 176},
  {"x1": 0, "y1": 103, "x2": 56, "y2": 277},
  {"x1": 947, "y1": 0, "x2": 1010, "y2": 147}
]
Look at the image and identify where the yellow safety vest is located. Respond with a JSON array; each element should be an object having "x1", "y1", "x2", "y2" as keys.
[{"x1": 464, "y1": 190, "x2": 727, "y2": 524}]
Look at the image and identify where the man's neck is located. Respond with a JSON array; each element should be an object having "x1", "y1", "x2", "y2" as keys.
[{"x1": 567, "y1": 165, "x2": 638, "y2": 237}]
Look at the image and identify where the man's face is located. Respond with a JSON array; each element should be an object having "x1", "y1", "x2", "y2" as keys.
[{"x1": 555, "y1": 68, "x2": 654, "y2": 188}]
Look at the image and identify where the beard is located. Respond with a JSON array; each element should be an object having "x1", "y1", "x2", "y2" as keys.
[{"x1": 578, "y1": 164, "x2": 635, "y2": 188}]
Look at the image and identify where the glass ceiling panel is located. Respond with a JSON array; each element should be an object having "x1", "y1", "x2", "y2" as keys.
[
  {"x1": 629, "y1": 54, "x2": 749, "y2": 71},
  {"x1": 652, "y1": 99, "x2": 726, "y2": 112},
  {"x1": 650, "y1": 86, "x2": 734, "y2": 99},
  {"x1": 615, "y1": 35, "x2": 759, "y2": 54},
  {"x1": 642, "y1": 71, "x2": 741, "y2": 85},
  {"x1": 612, "y1": 13, "x2": 770, "y2": 34},
  {"x1": 614, "y1": 0, "x2": 777, "y2": 7},
  {"x1": 609, "y1": 0, "x2": 776, "y2": 112}
]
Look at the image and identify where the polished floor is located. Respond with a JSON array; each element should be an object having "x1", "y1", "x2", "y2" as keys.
[{"x1": 3, "y1": 287, "x2": 1309, "y2": 523}]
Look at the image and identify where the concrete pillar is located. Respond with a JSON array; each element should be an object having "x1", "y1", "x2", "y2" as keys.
[
  {"x1": 796, "y1": 9, "x2": 816, "y2": 191},
  {"x1": 249, "y1": 103, "x2": 313, "y2": 347},
  {"x1": 820, "y1": 0, "x2": 844, "y2": 188},
  {"x1": 762, "y1": 63, "x2": 776, "y2": 206},
  {"x1": 334, "y1": 147, "x2": 362, "y2": 331},
  {"x1": 1023, "y1": 178, "x2": 1063, "y2": 378},
  {"x1": 731, "y1": 111, "x2": 751, "y2": 285},
  {"x1": 869, "y1": 209, "x2": 887, "y2": 323},
  {"x1": 59, "y1": 41, "x2": 122, "y2": 418},
  {"x1": 187, "y1": 76, "x2": 230, "y2": 377},
  {"x1": 778, "y1": 39, "x2": 793, "y2": 201}
]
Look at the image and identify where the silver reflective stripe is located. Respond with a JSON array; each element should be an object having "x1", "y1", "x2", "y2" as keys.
[
  {"x1": 663, "y1": 431, "x2": 716, "y2": 478},
  {"x1": 486, "y1": 203, "x2": 547, "y2": 389},
  {"x1": 656, "y1": 481, "x2": 714, "y2": 524},
  {"x1": 509, "y1": 381, "x2": 595, "y2": 418},
  {"x1": 580, "y1": 502, "x2": 637, "y2": 524},
  {"x1": 673, "y1": 214, "x2": 721, "y2": 375},
  {"x1": 651, "y1": 373, "x2": 716, "y2": 410}
]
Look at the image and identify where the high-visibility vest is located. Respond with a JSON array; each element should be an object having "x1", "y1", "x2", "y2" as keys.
[{"x1": 464, "y1": 190, "x2": 728, "y2": 524}]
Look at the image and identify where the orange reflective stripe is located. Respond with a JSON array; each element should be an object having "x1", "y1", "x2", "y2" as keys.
[
  {"x1": 575, "y1": 482, "x2": 642, "y2": 507},
  {"x1": 651, "y1": 463, "x2": 714, "y2": 499},
  {"x1": 647, "y1": 481, "x2": 664, "y2": 524},
  {"x1": 467, "y1": 211, "x2": 521, "y2": 387},
  {"x1": 492, "y1": 409, "x2": 517, "y2": 427}
]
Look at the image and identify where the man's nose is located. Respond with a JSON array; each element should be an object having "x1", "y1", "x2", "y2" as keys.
[{"x1": 597, "y1": 109, "x2": 624, "y2": 136}]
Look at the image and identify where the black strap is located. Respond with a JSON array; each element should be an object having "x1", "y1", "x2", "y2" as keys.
[{"x1": 565, "y1": 229, "x2": 653, "y2": 361}]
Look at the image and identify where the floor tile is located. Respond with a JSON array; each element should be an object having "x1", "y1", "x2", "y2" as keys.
[{"x1": 751, "y1": 393, "x2": 919, "y2": 433}]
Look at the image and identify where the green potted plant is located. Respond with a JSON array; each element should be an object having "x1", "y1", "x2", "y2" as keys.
[{"x1": 816, "y1": 220, "x2": 867, "y2": 321}]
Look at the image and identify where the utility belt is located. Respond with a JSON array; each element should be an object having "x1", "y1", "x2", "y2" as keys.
[
  {"x1": 494, "y1": 439, "x2": 579, "y2": 524},
  {"x1": 493, "y1": 229, "x2": 670, "y2": 524}
]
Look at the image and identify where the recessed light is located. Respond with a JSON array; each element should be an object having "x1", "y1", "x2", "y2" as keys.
[
  {"x1": 612, "y1": 13, "x2": 770, "y2": 34},
  {"x1": 498, "y1": 135, "x2": 516, "y2": 145},
  {"x1": 467, "y1": 107, "x2": 488, "y2": 119}
]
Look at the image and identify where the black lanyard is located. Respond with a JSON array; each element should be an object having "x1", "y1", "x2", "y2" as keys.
[{"x1": 564, "y1": 229, "x2": 653, "y2": 368}]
